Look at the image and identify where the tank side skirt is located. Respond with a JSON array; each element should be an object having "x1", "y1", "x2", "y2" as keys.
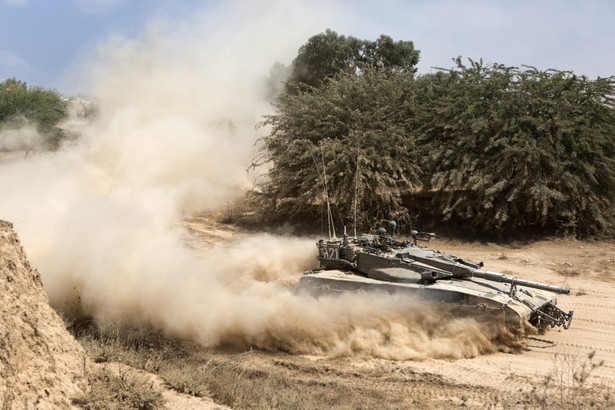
[{"x1": 297, "y1": 275, "x2": 529, "y2": 325}]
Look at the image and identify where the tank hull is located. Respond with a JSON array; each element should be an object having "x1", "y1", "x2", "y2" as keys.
[{"x1": 297, "y1": 269, "x2": 558, "y2": 329}]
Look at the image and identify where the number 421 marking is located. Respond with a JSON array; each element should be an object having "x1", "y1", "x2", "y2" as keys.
[{"x1": 323, "y1": 247, "x2": 339, "y2": 259}]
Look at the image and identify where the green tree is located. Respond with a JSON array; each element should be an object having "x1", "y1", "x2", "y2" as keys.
[
  {"x1": 287, "y1": 29, "x2": 420, "y2": 91},
  {"x1": 0, "y1": 77, "x2": 68, "y2": 150},
  {"x1": 256, "y1": 68, "x2": 419, "y2": 231},
  {"x1": 413, "y1": 59, "x2": 615, "y2": 236}
]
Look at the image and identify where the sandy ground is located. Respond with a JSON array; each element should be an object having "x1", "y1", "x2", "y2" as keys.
[
  {"x1": 185, "y1": 216, "x2": 615, "y2": 408},
  {"x1": 430, "y1": 238, "x2": 615, "y2": 393}
]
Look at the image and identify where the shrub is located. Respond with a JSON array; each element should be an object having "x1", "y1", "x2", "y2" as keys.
[{"x1": 0, "y1": 77, "x2": 68, "y2": 150}]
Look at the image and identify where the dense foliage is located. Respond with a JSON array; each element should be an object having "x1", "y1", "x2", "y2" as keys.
[
  {"x1": 413, "y1": 59, "x2": 615, "y2": 236},
  {"x1": 257, "y1": 29, "x2": 615, "y2": 237},
  {"x1": 0, "y1": 77, "x2": 68, "y2": 150},
  {"x1": 287, "y1": 29, "x2": 420, "y2": 91},
  {"x1": 257, "y1": 68, "x2": 420, "y2": 230}
]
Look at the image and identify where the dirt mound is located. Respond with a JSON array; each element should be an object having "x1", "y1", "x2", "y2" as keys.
[{"x1": 0, "y1": 220, "x2": 89, "y2": 408}]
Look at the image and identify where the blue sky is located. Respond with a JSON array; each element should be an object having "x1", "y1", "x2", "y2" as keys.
[
  {"x1": 0, "y1": 0, "x2": 206, "y2": 89},
  {"x1": 1, "y1": 0, "x2": 614, "y2": 93}
]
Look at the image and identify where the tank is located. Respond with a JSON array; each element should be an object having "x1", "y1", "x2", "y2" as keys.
[{"x1": 297, "y1": 222, "x2": 574, "y2": 331}]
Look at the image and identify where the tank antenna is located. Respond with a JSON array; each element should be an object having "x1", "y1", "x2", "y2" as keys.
[
  {"x1": 320, "y1": 143, "x2": 336, "y2": 239},
  {"x1": 308, "y1": 144, "x2": 330, "y2": 239},
  {"x1": 353, "y1": 151, "x2": 359, "y2": 238}
]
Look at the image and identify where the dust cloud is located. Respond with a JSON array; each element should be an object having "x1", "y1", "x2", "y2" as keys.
[
  {"x1": 0, "y1": 1, "x2": 523, "y2": 360},
  {"x1": 0, "y1": 122, "x2": 45, "y2": 152}
]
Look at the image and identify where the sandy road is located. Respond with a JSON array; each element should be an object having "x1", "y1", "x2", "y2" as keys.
[{"x1": 412, "y1": 239, "x2": 615, "y2": 392}]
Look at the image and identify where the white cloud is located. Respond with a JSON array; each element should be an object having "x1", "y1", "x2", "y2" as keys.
[{"x1": 71, "y1": 0, "x2": 125, "y2": 14}]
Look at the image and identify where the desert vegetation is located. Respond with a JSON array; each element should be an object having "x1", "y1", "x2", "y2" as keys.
[
  {"x1": 69, "y1": 321, "x2": 392, "y2": 409},
  {"x1": 0, "y1": 77, "x2": 69, "y2": 150},
  {"x1": 255, "y1": 31, "x2": 615, "y2": 237}
]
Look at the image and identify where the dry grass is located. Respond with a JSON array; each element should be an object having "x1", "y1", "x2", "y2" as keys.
[
  {"x1": 68, "y1": 320, "x2": 375, "y2": 409},
  {"x1": 557, "y1": 267, "x2": 582, "y2": 277},
  {"x1": 521, "y1": 350, "x2": 612, "y2": 409},
  {"x1": 66, "y1": 320, "x2": 614, "y2": 409},
  {"x1": 71, "y1": 366, "x2": 163, "y2": 409}
]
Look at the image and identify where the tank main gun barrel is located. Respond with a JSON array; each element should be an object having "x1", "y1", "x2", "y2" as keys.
[
  {"x1": 396, "y1": 249, "x2": 570, "y2": 294},
  {"x1": 473, "y1": 270, "x2": 570, "y2": 294}
]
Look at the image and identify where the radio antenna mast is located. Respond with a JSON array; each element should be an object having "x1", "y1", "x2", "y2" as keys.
[
  {"x1": 308, "y1": 142, "x2": 335, "y2": 239},
  {"x1": 320, "y1": 143, "x2": 336, "y2": 239},
  {"x1": 353, "y1": 151, "x2": 359, "y2": 238}
]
